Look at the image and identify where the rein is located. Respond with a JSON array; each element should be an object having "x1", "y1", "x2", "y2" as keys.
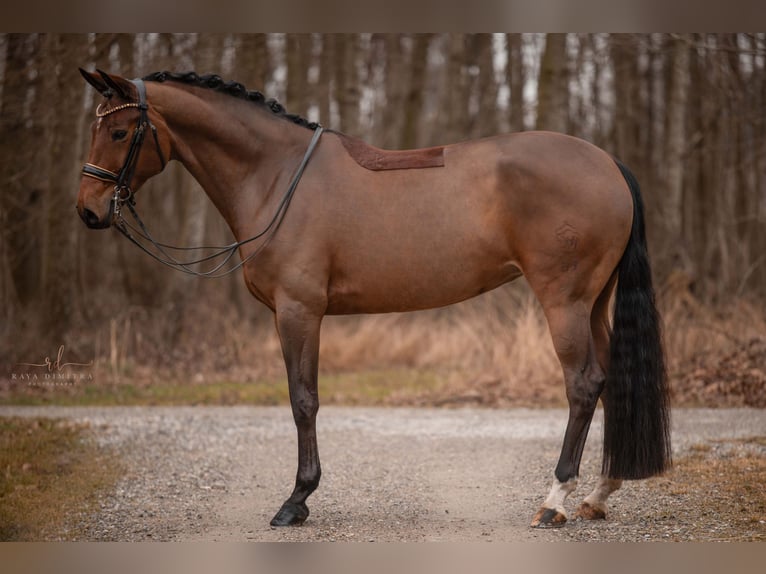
[
  {"x1": 82, "y1": 79, "x2": 324, "y2": 278},
  {"x1": 117, "y1": 126, "x2": 323, "y2": 278}
]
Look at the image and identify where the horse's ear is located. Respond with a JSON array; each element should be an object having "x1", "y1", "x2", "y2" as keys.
[
  {"x1": 80, "y1": 68, "x2": 110, "y2": 95},
  {"x1": 96, "y1": 69, "x2": 135, "y2": 101}
]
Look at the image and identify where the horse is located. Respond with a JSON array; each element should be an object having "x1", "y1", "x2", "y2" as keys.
[{"x1": 77, "y1": 69, "x2": 671, "y2": 529}]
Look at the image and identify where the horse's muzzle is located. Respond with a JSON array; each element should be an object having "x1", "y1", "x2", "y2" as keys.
[{"x1": 78, "y1": 205, "x2": 112, "y2": 229}]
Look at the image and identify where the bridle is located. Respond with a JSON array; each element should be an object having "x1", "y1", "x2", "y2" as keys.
[
  {"x1": 81, "y1": 78, "x2": 324, "y2": 278},
  {"x1": 81, "y1": 79, "x2": 166, "y2": 220}
]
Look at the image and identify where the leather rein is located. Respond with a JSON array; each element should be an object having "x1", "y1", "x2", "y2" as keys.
[{"x1": 81, "y1": 79, "x2": 324, "y2": 278}]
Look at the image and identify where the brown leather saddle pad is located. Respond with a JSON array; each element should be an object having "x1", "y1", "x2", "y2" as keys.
[{"x1": 334, "y1": 132, "x2": 445, "y2": 171}]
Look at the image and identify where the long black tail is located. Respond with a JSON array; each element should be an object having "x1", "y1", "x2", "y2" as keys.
[{"x1": 602, "y1": 160, "x2": 671, "y2": 479}]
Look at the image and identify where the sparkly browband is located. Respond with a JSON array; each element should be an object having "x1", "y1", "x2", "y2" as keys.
[{"x1": 96, "y1": 101, "x2": 142, "y2": 118}]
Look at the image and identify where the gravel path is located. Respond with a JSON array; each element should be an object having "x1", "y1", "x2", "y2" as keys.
[{"x1": 1, "y1": 406, "x2": 764, "y2": 541}]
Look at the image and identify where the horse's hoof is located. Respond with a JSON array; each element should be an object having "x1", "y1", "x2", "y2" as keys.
[
  {"x1": 270, "y1": 501, "x2": 309, "y2": 526},
  {"x1": 573, "y1": 501, "x2": 606, "y2": 521},
  {"x1": 530, "y1": 507, "x2": 567, "y2": 528}
]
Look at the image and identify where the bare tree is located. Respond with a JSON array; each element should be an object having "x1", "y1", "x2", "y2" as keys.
[
  {"x1": 315, "y1": 34, "x2": 334, "y2": 129},
  {"x1": 663, "y1": 34, "x2": 691, "y2": 272},
  {"x1": 39, "y1": 34, "x2": 90, "y2": 342},
  {"x1": 0, "y1": 34, "x2": 32, "y2": 330},
  {"x1": 334, "y1": 34, "x2": 361, "y2": 136},
  {"x1": 470, "y1": 33, "x2": 499, "y2": 138},
  {"x1": 286, "y1": 33, "x2": 312, "y2": 113},
  {"x1": 438, "y1": 34, "x2": 471, "y2": 143},
  {"x1": 506, "y1": 33, "x2": 526, "y2": 132},
  {"x1": 233, "y1": 33, "x2": 271, "y2": 90},
  {"x1": 400, "y1": 34, "x2": 432, "y2": 149},
  {"x1": 536, "y1": 33, "x2": 569, "y2": 132}
]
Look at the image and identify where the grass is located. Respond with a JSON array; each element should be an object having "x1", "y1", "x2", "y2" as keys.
[
  {"x1": 1, "y1": 369, "x2": 448, "y2": 407},
  {"x1": 0, "y1": 417, "x2": 122, "y2": 540},
  {"x1": 658, "y1": 437, "x2": 766, "y2": 541},
  {"x1": 2, "y1": 283, "x2": 764, "y2": 408}
]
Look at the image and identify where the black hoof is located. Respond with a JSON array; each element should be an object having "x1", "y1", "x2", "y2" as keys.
[{"x1": 270, "y1": 501, "x2": 309, "y2": 526}]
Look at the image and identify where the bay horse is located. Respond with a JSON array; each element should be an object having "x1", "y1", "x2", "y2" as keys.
[{"x1": 77, "y1": 69, "x2": 671, "y2": 529}]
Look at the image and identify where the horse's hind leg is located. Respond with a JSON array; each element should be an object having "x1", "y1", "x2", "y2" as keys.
[
  {"x1": 574, "y1": 275, "x2": 624, "y2": 520},
  {"x1": 530, "y1": 300, "x2": 606, "y2": 528},
  {"x1": 574, "y1": 476, "x2": 622, "y2": 520}
]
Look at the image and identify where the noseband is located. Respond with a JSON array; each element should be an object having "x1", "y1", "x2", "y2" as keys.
[{"x1": 81, "y1": 79, "x2": 166, "y2": 217}]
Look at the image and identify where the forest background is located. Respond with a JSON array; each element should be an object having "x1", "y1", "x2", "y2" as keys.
[{"x1": 1, "y1": 33, "x2": 764, "y2": 407}]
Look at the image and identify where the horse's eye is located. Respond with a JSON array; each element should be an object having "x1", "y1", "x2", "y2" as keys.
[{"x1": 111, "y1": 129, "x2": 128, "y2": 141}]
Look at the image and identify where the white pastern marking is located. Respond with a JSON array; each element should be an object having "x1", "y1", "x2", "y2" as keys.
[
  {"x1": 582, "y1": 477, "x2": 622, "y2": 511},
  {"x1": 542, "y1": 477, "x2": 578, "y2": 515}
]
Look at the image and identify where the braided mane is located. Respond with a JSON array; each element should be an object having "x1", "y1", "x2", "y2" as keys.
[{"x1": 142, "y1": 71, "x2": 320, "y2": 131}]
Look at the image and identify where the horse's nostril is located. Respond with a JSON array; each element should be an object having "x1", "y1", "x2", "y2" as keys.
[{"x1": 81, "y1": 207, "x2": 101, "y2": 228}]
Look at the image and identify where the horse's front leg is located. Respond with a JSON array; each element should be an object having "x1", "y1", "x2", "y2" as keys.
[{"x1": 270, "y1": 302, "x2": 323, "y2": 527}]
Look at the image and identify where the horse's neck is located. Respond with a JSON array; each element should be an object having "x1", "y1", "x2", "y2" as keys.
[{"x1": 157, "y1": 86, "x2": 311, "y2": 239}]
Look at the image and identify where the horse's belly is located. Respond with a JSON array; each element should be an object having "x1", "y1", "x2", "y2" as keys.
[{"x1": 325, "y1": 255, "x2": 522, "y2": 315}]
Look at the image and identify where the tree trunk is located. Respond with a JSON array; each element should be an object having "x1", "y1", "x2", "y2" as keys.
[
  {"x1": 286, "y1": 33, "x2": 311, "y2": 114},
  {"x1": 334, "y1": 34, "x2": 361, "y2": 136},
  {"x1": 0, "y1": 34, "x2": 32, "y2": 332},
  {"x1": 472, "y1": 33, "x2": 499, "y2": 138},
  {"x1": 400, "y1": 34, "x2": 432, "y2": 149},
  {"x1": 234, "y1": 33, "x2": 270, "y2": 90},
  {"x1": 39, "y1": 34, "x2": 90, "y2": 343},
  {"x1": 506, "y1": 33, "x2": 525, "y2": 132},
  {"x1": 438, "y1": 34, "x2": 471, "y2": 143},
  {"x1": 376, "y1": 34, "x2": 405, "y2": 148},
  {"x1": 663, "y1": 34, "x2": 691, "y2": 271},
  {"x1": 536, "y1": 33, "x2": 569, "y2": 133},
  {"x1": 316, "y1": 34, "x2": 334, "y2": 129},
  {"x1": 117, "y1": 34, "x2": 136, "y2": 77}
]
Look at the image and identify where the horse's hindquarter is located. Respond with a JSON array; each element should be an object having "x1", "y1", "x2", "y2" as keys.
[
  {"x1": 494, "y1": 132, "x2": 633, "y2": 306},
  {"x1": 301, "y1": 132, "x2": 632, "y2": 315}
]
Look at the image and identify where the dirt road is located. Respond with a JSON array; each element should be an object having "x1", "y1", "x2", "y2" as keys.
[{"x1": 1, "y1": 406, "x2": 764, "y2": 541}]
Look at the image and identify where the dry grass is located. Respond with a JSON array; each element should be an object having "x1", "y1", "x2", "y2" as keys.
[
  {"x1": 655, "y1": 437, "x2": 766, "y2": 541},
  {"x1": 317, "y1": 280, "x2": 766, "y2": 407},
  {"x1": 0, "y1": 417, "x2": 122, "y2": 540},
  {"x1": 660, "y1": 276, "x2": 766, "y2": 406},
  {"x1": 3, "y1": 277, "x2": 764, "y2": 408},
  {"x1": 659, "y1": 276, "x2": 766, "y2": 374},
  {"x1": 318, "y1": 283, "x2": 563, "y2": 405}
]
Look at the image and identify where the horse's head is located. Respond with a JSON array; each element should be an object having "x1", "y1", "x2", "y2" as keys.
[{"x1": 77, "y1": 69, "x2": 170, "y2": 229}]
